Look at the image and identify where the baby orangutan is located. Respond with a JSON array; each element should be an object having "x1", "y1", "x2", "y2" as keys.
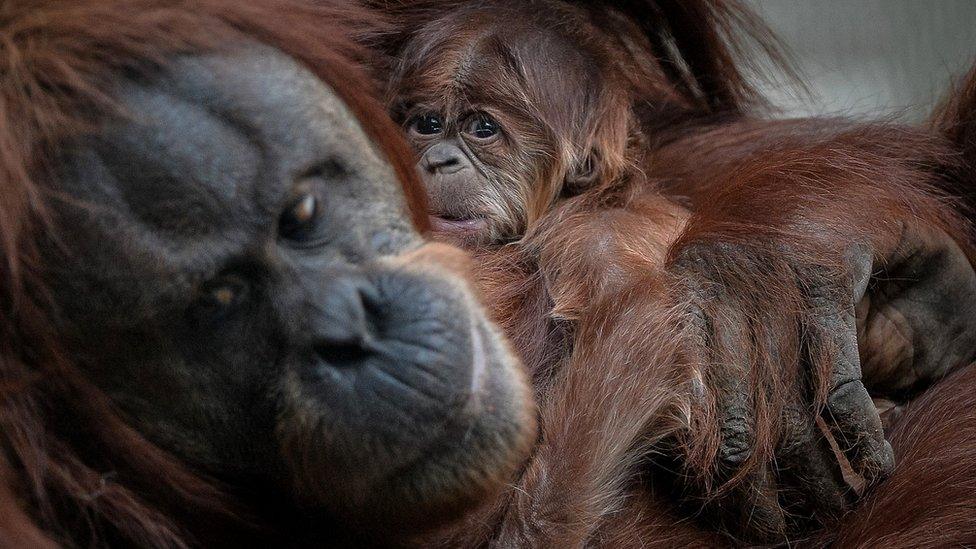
[{"x1": 379, "y1": 0, "x2": 976, "y2": 543}]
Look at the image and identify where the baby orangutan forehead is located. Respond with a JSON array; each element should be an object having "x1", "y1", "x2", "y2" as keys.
[{"x1": 399, "y1": 9, "x2": 603, "y2": 118}]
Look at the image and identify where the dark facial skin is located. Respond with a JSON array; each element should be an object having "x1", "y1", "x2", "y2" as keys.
[
  {"x1": 42, "y1": 43, "x2": 534, "y2": 535},
  {"x1": 406, "y1": 109, "x2": 526, "y2": 246}
]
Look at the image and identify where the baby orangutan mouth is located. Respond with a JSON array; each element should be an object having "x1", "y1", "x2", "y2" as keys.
[{"x1": 429, "y1": 213, "x2": 489, "y2": 235}]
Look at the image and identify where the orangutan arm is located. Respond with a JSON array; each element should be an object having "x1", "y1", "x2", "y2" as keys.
[
  {"x1": 659, "y1": 141, "x2": 976, "y2": 539},
  {"x1": 427, "y1": 167, "x2": 976, "y2": 546},
  {"x1": 508, "y1": 156, "x2": 976, "y2": 543},
  {"x1": 427, "y1": 258, "x2": 718, "y2": 548}
]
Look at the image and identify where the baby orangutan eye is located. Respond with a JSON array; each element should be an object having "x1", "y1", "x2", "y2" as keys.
[
  {"x1": 465, "y1": 114, "x2": 500, "y2": 140},
  {"x1": 409, "y1": 112, "x2": 444, "y2": 135},
  {"x1": 279, "y1": 192, "x2": 319, "y2": 241}
]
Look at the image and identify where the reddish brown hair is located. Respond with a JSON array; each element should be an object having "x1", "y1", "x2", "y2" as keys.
[
  {"x1": 375, "y1": 1, "x2": 976, "y2": 545},
  {"x1": 0, "y1": 1, "x2": 425, "y2": 545}
]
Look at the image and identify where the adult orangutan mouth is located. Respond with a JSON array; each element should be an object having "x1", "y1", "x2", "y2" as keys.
[{"x1": 429, "y1": 214, "x2": 488, "y2": 234}]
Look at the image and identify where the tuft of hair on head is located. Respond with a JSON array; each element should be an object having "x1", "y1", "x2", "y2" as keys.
[
  {"x1": 932, "y1": 63, "x2": 976, "y2": 200},
  {"x1": 531, "y1": 0, "x2": 799, "y2": 116},
  {"x1": 369, "y1": 0, "x2": 800, "y2": 186}
]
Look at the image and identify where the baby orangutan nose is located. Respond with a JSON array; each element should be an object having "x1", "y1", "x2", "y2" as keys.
[
  {"x1": 417, "y1": 143, "x2": 491, "y2": 242},
  {"x1": 423, "y1": 141, "x2": 466, "y2": 174}
]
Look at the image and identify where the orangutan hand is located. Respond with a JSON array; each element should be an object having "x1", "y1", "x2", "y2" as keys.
[{"x1": 666, "y1": 220, "x2": 976, "y2": 541}]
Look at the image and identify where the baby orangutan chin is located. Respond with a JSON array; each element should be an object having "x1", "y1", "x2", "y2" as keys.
[{"x1": 381, "y1": 0, "x2": 976, "y2": 543}]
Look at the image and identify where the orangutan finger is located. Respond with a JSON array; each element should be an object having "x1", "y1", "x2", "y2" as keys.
[
  {"x1": 776, "y1": 405, "x2": 849, "y2": 524},
  {"x1": 703, "y1": 293, "x2": 794, "y2": 542},
  {"x1": 707, "y1": 299, "x2": 756, "y2": 467},
  {"x1": 813, "y1": 306, "x2": 895, "y2": 484},
  {"x1": 679, "y1": 272, "x2": 757, "y2": 468},
  {"x1": 724, "y1": 464, "x2": 787, "y2": 542}
]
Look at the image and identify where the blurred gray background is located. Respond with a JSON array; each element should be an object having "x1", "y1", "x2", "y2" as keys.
[{"x1": 744, "y1": 0, "x2": 976, "y2": 122}]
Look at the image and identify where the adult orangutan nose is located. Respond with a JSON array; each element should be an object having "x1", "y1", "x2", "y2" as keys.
[{"x1": 311, "y1": 274, "x2": 380, "y2": 366}]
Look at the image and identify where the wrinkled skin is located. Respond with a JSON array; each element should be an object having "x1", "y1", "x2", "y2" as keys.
[
  {"x1": 651, "y1": 120, "x2": 976, "y2": 536},
  {"x1": 43, "y1": 43, "x2": 535, "y2": 538},
  {"x1": 417, "y1": 141, "x2": 488, "y2": 238},
  {"x1": 667, "y1": 222, "x2": 976, "y2": 535}
]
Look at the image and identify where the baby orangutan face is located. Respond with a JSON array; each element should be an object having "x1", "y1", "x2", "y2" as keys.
[
  {"x1": 401, "y1": 106, "x2": 530, "y2": 246},
  {"x1": 388, "y1": 5, "x2": 630, "y2": 248}
]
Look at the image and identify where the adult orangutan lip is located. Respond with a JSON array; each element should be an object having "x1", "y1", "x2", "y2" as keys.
[
  {"x1": 468, "y1": 321, "x2": 487, "y2": 398},
  {"x1": 429, "y1": 215, "x2": 488, "y2": 234}
]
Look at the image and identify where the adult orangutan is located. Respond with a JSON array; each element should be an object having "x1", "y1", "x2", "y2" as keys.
[
  {"x1": 376, "y1": 0, "x2": 976, "y2": 544},
  {"x1": 0, "y1": 1, "x2": 537, "y2": 546}
]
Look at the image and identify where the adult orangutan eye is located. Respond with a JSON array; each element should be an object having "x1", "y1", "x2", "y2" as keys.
[
  {"x1": 465, "y1": 114, "x2": 500, "y2": 140},
  {"x1": 194, "y1": 275, "x2": 250, "y2": 320},
  {"x1": 410, "y1": 112, "x2": 444, "y2": 135},
  {"x1": 208, "y1": 279, "x2": 246, "y2": 307},
  {"x1": 279, "y1": 192, "x2": 319, "y2": 241}
]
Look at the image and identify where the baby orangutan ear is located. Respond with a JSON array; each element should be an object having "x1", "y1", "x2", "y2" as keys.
[{"x1": 564, "y1": 149, "x2": 601, "y2": 194}]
